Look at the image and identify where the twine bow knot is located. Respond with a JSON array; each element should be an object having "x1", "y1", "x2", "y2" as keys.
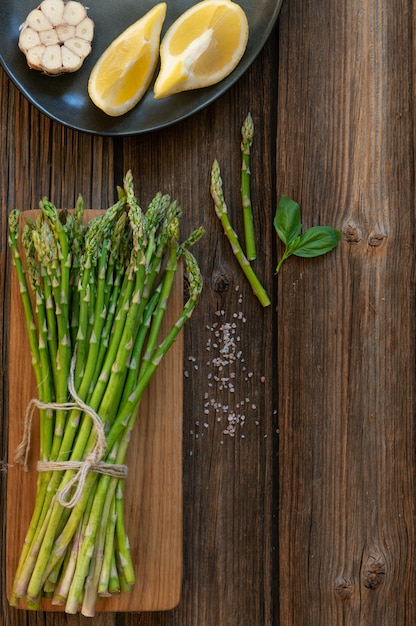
[{"x1": 14, "y1": 355, "x2": 128, "y2": 508}]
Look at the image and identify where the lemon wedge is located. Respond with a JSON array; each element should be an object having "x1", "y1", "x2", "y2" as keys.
[
  {"x1": 153, "y1": 0, "x2": 249, "y2": 99},
  {"x1": 88, "y1": 3, "x2": 166, "y2": 116}
]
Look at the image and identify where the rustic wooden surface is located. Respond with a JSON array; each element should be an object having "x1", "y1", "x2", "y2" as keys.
[
  {"x1": 1, "y1": 0, "x2": 415, "y2": 624},
  {"x1": 276, "y1": 0, "x2": 416, "y2": 624}
]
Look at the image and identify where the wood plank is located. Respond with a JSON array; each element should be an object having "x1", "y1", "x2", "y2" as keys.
[
  {"x1": 6, "y1": 211, "x2": 183, "y2": 613},
  {"x1": 276, "y1": 0, "x2": 416, "y2": 623},
  {"x1": 121, "y1": 46, "x2": 277, "y2": 624},
  {"x1": 1, "y1": 27, "x2": 278, "y2": 625}
]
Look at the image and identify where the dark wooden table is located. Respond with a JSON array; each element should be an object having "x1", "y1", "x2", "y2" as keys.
[{"x1": 1, "y1": 0, "x2": 415, "y2": 624}]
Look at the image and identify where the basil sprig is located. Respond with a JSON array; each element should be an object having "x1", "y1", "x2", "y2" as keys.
[{"x1": 274, "y1": 195, "x2": 341, "y2": 273}]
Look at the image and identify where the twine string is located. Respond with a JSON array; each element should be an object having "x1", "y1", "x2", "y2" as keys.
[{"x1": 14, "y1": 355, "x2": 127, "y2": 509}]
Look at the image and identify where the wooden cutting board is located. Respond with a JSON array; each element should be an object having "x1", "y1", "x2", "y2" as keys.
[{"x1": 6, "y1": 210, "x2": 183, "y2": 613}]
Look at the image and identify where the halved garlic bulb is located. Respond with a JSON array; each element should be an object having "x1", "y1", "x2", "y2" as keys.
[{"x1": 19, "y1": 0, "x2": 94, "y2": 75}]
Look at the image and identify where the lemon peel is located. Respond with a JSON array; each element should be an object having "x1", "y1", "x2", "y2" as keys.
[
  {"x1": 154, "y1": 0, "x2": 249, "y2": 99},
  {"x1": 88, "y1": 3, "x2": 166, "y2": 116}
]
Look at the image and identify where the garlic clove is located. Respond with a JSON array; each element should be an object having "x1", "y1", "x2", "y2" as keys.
[
  {"x1": 26, "y1": 8, "x2": 53, "y2": 32},
  {"x1": 64, "y1": 36, "x2": 91, "y2": 59},
  {"x1": 56, "y1": 23, "x2": 76, "y2": 42},
  {"x1": 75, "y1": 17, "x2": 94, "y2": 42},
  {"x1": 18, "y1": 27, "x2": 41, "y2": 51},
  {"x1": 61, "y1": 45, "x2": 83, "y2": 71},
  {"x1": 39, "y1": 28, "x2": 60, "y2": 46},
  {"x1": 63, "y1": 1, "x2": 87, "y2": 26},
  {"x1": 40, "y1": 0, "x2": 65, "y2": 26}
]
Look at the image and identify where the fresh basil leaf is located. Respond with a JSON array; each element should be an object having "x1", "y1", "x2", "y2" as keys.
[
  {"x1": 273, "y1": 195, "x2": 302, "y2": 245},
  {"x1": 286, "y1": 235, "x2": 302, "y2": 255},
  {"x1": 292, "y1": 226, "x2": 341, "y2": 258}
]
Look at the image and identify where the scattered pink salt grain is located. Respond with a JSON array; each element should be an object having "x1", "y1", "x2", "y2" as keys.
[{"x1": 185, "y1": 288, "x2": 268, "y2": 442}]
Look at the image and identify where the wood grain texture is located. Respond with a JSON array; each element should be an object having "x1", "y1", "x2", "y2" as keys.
[
  {"x1": 276, "y1": 0, "x2": 416, "y2": 623},
  {"x1": 3, "y1": 0, "x2": 416, "y2": 621},
  {"x1": 120, "y1": 42, "x2": 277, "y2": 626},
  {"x1": 1, "y1": 33, "x2": 277, "y2": 626}
]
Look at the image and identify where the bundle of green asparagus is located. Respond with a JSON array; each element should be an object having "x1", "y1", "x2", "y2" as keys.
[{"x1": 7, "y1": 171, "x2": 203, "y2": 615}]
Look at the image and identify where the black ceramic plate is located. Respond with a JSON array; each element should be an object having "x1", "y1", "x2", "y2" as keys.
[{"x1": 0, "y1": 0, "x2": 283, "y2": 135}]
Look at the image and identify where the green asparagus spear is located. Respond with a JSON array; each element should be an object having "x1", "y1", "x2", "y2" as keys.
[
  {"x1": 210, "y1": 159, "x2": 270, "y2": 308},
  {"x1": 241, "y1": 112, "x2": 256, "y2": 261}
]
